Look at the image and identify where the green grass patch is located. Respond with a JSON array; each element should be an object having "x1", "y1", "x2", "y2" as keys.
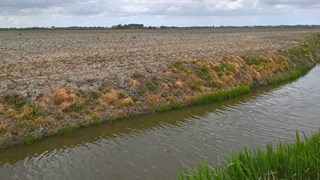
[
  {"x1": 146, "y1": 81, "x2": 159, "y2": 91},
  {"x1": 21, "y1": 104, "x2": 45, "y2": 121},
  {"x1": 98, "y1": 85, "x2": 109, "y2": 93},
  {"x1": 289, "y1": 46, "x2": 310, "y2": 60},
  {"x1": 242, "y1": 55, "x2": 269, "y2": 66},
  {"x1": 196, "y1": 66, "x2": 211, "y2": 80},
  {"x1": 192, "y1": 86, "x2": 250, "y2": 105},
  {"x1": 178, "y1": 130, "x2": 320, "y2": 179},
  {"x1": 270, "y1": 66, "x2": 310, "y2": 84},
  {"x1": 108, "y1": 116, "x2": 116, "y2": 123},
  {"x1": 67, "y1": 102, "x2": 85, "y2": 112},
  {"x1": 3, "y1": 94, "x2": 28, "y2": 109},
  {"x1": 210, "y1": 81, "x2": 223, "y2": 90},
  {"x1": 90, "y1": 115, "x2": 102, "y2": 125},
  {"x1": 213, "y1": 66, "x2": 224, "y2": 77},
  {"x1": 58, "y1": 126, "x2": 73, "y2": 135},
  {"x1": 137, "y1": 87, "x2": 147, "y2": 96},
  {"x1": 220, "y1": 63, "x2": 235, "y2": 72},
  {"x1": 156, "y1": 102, "x2": 182, "y2": 113},
  {"x1": 172, "y1": 61, "x2": 188, "y2": 73},
  {"x1": 22, "y1": 134, "x2": 40, "y2": 144},
  {"x1": 191, "y1": 81, "x2": 202, "y2": 92}
]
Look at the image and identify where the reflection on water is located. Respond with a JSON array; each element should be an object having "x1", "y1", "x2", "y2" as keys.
[{"x1": 0, "y1": 65, "x2": 319, "y2": 180}]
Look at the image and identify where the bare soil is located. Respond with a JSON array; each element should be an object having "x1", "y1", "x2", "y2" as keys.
[{"x1": 1, "y1": 28, "x2": 319, "y2": 98}]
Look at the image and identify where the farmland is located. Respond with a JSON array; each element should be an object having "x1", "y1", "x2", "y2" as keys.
[{"x1": 1, "y1": 28, "x2": 319, "y2": 97}]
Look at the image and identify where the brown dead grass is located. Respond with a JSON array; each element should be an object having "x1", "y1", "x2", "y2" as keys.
[
  {"x1": 68, "y1": 93, "x2": 78, "y2": 102},
  {"x1": 59, "y1": 102, "x2": 70, "y2": 112},
  {"x1": 161, "y1": 83, "x2": 170, "y2": 91},
  {"x1": 175, "y1": 80, "x2": 184, "y2": 89},
  {"x1": 35, "y1": 117, "x2": 54, "y2": 127},
  {"x1": 164, "y1": 71, "x2": 172, "y2": 77},
  {"x1": 0, "y1": 103, "x2": 4, "y2": 114},
  {"x1": 145, "y1": 94, "x2": 163, "y2": 105},
  {"x1": 52, "y1": 88, "x2": 69, "y2": 104},
  {"x1": 1, "y1": 131, "x2": 12, "y2": 144},
  {"x1": 126, "y1": 77, "x2": 138, "y2": 86},
  {"x1": 18, "y1": 105, "x2": 34, "y2": 119},
  {"x1": 97, "y1": 101, "x2": 109, "y2": 109},
  {"x1": 0, "y1": 124, "x2": 6, "y2": 134},
  {"x1": 103, "y1": 89, "x2": 118, "y2": 103},
  {"x1": 121, "y1": 97, "x2": 134, "y2": 106},
  {"x1": 52, "y1": 89, "x2": 80, "y2": 105},
  {"x1": 6, "y1": 108, "x2": 17, "y2": 118}
]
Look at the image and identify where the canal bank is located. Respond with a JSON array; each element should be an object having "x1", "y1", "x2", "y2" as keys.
[{"x1": 0, "y1": 33, "x2": 320, "y2": 148}]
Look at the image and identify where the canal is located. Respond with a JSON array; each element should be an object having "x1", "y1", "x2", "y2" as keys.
[{"x1": 0, "y1": 66, "x2": 319, "y2": 179}]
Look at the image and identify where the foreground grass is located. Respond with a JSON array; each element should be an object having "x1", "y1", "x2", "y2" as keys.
[{"x1": 178, "y1": 130, "x2": 320, "y2": 180}]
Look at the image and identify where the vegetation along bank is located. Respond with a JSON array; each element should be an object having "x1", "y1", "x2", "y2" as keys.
[
  {"x1": 178, "y1": 130, "x2": 320, "y2": 179},
  {"x1": 0, "y1": 31, "x2": 319, "y2": 148}
]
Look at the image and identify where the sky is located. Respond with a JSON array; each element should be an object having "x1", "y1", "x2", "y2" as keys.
[{"x1": 0, "y1": 0, "x2": 319, "y2": 28}]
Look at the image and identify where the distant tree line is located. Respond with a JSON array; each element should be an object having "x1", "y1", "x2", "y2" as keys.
[
  {"x1": 0, "y1": 24, "x2": 319, "y2": 31},
  {"x1": 111, "y1": 24, "x2": 144, "y2": 29}
]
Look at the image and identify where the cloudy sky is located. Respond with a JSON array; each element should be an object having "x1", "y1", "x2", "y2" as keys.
[{"x1": 0, "y1": 0, "x2": 319, "y2": 28}]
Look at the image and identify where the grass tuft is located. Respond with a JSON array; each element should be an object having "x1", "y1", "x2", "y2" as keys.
[
  {"x1": 172, "y1": 61, "x2": 189, "y2": 73},
  {"x1": 58, "y1": 126, "x2": 73, "y2": 135},
  {"x1": 22, "y1": 134, "x2": 40, "y2": 144},
  {"x1": 107, "y1": 116, "x2": 116, "y2": 123},
  {"x1": 4, "y1": 94, "x2": 28, "y2": 109},
  {"x1": 90, "y1": 114, "x2": 102, "y2": 125},
  {"x1": 192, "y1": 86, "x2": 250, "y2": 105},
  {"x1": 66, "y1": 102, "x2": 84, "y2": 112},
  {"x1": 146, "y1": 81, "x2": 159, "y2": 91},
  {"x1": 196, "y1": 66, "x2": 211, "y2": 80},
  {"x1": 21, "y1": 104, "x2": 45, "y2": 121},
  {"x1": 242, "y1": 55, "x2": 269, "y2": 66},
  {"x1": 156, "y1": 102, "x2": 182, "y2": 112}
]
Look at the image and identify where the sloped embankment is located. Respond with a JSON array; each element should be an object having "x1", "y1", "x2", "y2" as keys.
[{"x1": 0, "y1": 34, "x2": 319, "y2": 148}]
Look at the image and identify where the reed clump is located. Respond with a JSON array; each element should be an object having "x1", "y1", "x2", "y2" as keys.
[{"x1": 178, "y1": 130, "x2": 320, "y2": 180}]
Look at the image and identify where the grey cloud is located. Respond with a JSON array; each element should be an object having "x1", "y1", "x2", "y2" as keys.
[
  {"x1": 0, "y1": 0, "x2": 66, "y2": 8},
  {"x1": 258, "y1": 0, "x2": 320, "y2": 7},
  {"x1": 0, "y1": 0, "x2": 319, "y2": 27}
]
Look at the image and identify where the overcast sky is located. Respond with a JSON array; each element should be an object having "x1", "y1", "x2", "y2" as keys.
[{"x1": 0, "y1": 0, "x2": 319, "y2": 28}]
